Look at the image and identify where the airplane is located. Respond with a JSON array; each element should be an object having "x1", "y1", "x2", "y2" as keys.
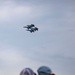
[
  {"x1": 31, "y1": 27, "x2": 38, "y2": 31},
  {"x1": 23, "y1": 24, "x2": 38, "y2": 33},
  {"x1": 34, "y1": 27, "x2": 38, "y2": 31},
  {"x1": 23, "y1": 24, "x2": 35, "y2": 29},
  {"x1": 26, "y1": 29, "x2": 35, "y2": 33},
  {"x1": 26, "y1": 27, "x2": 38, "y2": 33}
]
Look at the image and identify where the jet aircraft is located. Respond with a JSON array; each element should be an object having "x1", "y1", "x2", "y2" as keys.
[
  {"x1": 31, "y1": 27, "x2": 38, "y2": 31},
  {"x1": 23, "y1": 24, "x2": 35, "y2": 29},
  {"x1": 26, "y1": 29, "x2": 35, "y2": 33},
  {"x1": 23, "y1": 24, "x2": 38, "y2": 33}
]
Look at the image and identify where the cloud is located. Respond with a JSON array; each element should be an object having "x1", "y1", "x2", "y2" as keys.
[
  {"x1": 0, "y1": 1, "x2": 32, "y2": 21},
  {"x1": 0, "y1": 0, "x2": 57, "y2": 22},
  {"x1": 0, "y1": 46, "x2": 23, "y2": 65}
]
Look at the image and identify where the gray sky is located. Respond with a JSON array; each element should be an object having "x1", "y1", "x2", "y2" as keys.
[{"x1": 0, "y1": 0, "x2": 75, "y2": 75}]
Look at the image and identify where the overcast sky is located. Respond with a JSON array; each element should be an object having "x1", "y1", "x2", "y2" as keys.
[{"x1": 0, "y1": 0, "x2": 75, "y2": 75}]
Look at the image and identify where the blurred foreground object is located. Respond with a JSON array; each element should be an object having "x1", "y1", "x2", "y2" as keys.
[
  {"x1": 37, "y1": 66, "x2": 55, "y2": 75},
  {"x1": 20, "y1": 68, "x2": 34, "y2": 75}
]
